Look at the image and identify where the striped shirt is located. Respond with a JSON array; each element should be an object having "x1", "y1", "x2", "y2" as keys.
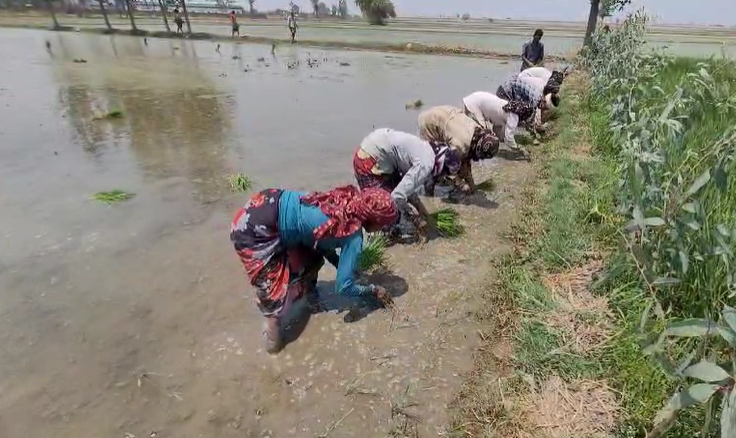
[{"x1": 500, "y1": 74, "x2": 544, "y2": 109}]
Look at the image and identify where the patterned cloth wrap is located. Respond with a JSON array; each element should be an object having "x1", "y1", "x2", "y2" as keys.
[
  {"x1": 230, "y1": 187, "x2": 397, "y2": 316},
  {"x1": 468, "y1": 128, "x2": 500, "y2": 161},
  {"x1": 503, "y1": 100, "x2": 535, "y2": 122}
]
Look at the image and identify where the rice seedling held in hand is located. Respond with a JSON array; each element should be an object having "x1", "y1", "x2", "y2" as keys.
[
  {"x1": 430, "y1": 208, "x2": 465, "y2": 238},
  {"x1": 93, "y1": 189, "x2": 135, "y2": 204},
  {"x1": 228, "y1": 173, "x2": 253, "y2": 192},
  {"x1": 359, "y1": 233, "x2": 389, "y2": 272}
]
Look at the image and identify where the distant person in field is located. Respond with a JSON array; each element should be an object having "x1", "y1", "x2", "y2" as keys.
[
  {"x1": 417, "y1": 106, "x2": 500, "y2": 196},
  {"x1": 521, "y1": 28, "x2": 545, "y2": 71},
  {"x1": 229, "y1": 10, "x2": 240, "y2": 38},
  {"x1": 288, "y1": 11, "x2": 299, "y2": 44},
  {"x1": 353, "y1": 128, "x2": 461, "y2": 239},
  {"x1": 173, "y1": 8, "x2": 184, "y2": 34},
  {"x1": 462, "y1": 91, "x2": 535, "y2": 156}
]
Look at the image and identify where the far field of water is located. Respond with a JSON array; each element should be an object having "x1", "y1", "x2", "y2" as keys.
[{"x1": 4, "y1": 13, "x2": 736, "y2": 58}]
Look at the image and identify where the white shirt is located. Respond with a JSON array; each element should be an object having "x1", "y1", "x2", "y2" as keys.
[
  {"x1": 462, "y1": 92, "x2": 519, "y2": 149},
  {"x1": 519, "y1": 66, "x2": 552, "y2": 81},
  {"x1": 521, "y1": 76, "x2": 547, "y2": 126}
]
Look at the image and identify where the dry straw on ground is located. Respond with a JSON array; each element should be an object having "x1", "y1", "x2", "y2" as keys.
[
  {"x1": 521, "y1": 375, "x2": 618, "y2": 438},
  {"x1": 542, "y1": 260, "x2": 612, "y2": 354}
]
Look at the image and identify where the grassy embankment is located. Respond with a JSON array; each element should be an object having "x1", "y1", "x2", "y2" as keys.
[{"x1": 450, "y1": 12, "x2": 736, "y2": 438}]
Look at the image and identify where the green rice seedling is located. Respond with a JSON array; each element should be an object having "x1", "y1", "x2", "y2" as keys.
[
  {"x1": 475, "y1": 178, "x2": 496, "y2": 192},
  {"x1": 430, "y1": 208, "x2": 465, "y2": 238},
  {"x1": 93, "y1": 189, "x2": 135, "y2": 204},
  {"x1": 405, "y1": 99, "x2": 424, "y2": 110},
  {"x1": 359, "y1": 233, "x2": 388, "y2": 272},
  {"x1": 228, "y1": 173, "x2": 252, "y2": 192},
  {"x1": 93, "y1": 109, "x2": 124, "y2": 121}
]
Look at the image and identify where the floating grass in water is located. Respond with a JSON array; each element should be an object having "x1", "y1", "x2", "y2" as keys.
[
  {"x1": 359, "y1": 233, "x2": 389, "y2": 272},
  {"x1": 405, "y1": 99, "x2": 424, "y2": 110},
  {"x1": 93, "y1": 189, "x2": 135, "y2": 204},
  {"x1": 93, "y1": 109, "x2": 124, "y2": 120},
  {"x1": 430, "y1": 208, "x2": 465, "y2": 238},
  {"x1": 228, "y1": 173, "x2": 252, "y2": 192}
]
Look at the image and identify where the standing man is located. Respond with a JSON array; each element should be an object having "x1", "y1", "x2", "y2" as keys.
[
  {"x1": 287, "y1": 11, "x2": 299, "y2": 44},
  {"x1": 229, "y1": 10, "x2": 240, "y2": 38},
  {"x1": 521, "y1": 29, "x2": 545, "y2": 71}
]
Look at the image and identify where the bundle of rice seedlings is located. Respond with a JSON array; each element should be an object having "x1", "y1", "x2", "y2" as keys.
[
  {"x1": 430, "y1": 208, "x2": 465, "y2": 238},
  {"x1": 359, "y1": 233, "x2": 389, "y2": 272},
  {"x1": 228, "y1": 173, "x2": 252, "y2": 192},
  {"x1": 93, "y1": 189, "x2": 135, "y2": 204}
]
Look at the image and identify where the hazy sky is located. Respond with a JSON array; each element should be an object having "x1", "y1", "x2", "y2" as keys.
[{"x1": 251, "y1": 0, "x2": 734, "y2": 26}]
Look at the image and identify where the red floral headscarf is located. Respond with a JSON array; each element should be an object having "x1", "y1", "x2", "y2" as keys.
[{"x1": 301, "y1": 185, "x2": 398, "y2": 240}]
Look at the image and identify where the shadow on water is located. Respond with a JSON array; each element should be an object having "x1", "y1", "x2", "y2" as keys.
[
  {"x1": 52, "y1": 34, "x2": 232, "y2": 205},
  {"x1": 280, "y1": 271, "x2": 409, "y2": 348}
]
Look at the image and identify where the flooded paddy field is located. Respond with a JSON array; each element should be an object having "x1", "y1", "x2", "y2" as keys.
[
  {"x1": 0, "y1": 27, "x2": 529, "y2": 438},
  {"x1": 2, "y1": 13, "x2": 735, "y2": 58}
]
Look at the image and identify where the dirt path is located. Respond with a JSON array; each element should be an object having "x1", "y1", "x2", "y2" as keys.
[{"x1": 0, "y1": 154, "x2": 534, "y2": 438}]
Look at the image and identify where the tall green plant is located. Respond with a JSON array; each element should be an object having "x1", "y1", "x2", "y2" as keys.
[{"x1": 580, "y1": 9, "x2": 736, "y2": 437}]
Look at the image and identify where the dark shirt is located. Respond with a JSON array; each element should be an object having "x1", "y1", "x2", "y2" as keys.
[{"x1": 521, "y1": 41, "x2": 544, "y2": 70}]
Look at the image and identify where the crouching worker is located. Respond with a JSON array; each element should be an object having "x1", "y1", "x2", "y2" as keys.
[
  {"x1": 417, "y1": 105, "x2": 499, "y2": 196},
  {"x1": 230, "y1": 186, "x2": 398, "y2": 354},
  {"x1": 353, "y1": 128, "x2": 461, "y2": 240}
]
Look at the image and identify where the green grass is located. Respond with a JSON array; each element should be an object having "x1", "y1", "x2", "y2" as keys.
[
  {"x1": 227, "y1": 173, "x2": 253, "y2": 192},
  {"x1": 451, "y1": 75, "x2": 709, "y2": 437},
  {"x1": 92, "y1": 189, "x2": 135, "y2": 204},
  {"x1": 359, "y1": 233, "x2": 388, "y2": 272},
  {"x1": 429, "y1": 208, "x2": 465, "y2": 238}
]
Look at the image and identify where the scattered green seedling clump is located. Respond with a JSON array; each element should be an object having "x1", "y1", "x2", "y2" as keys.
[
  {"x1": 93, "y1": 189, "x2": 135, "y2": 204},
  {"x1": 228, "y1": 173, "x2": 253, "y2": 192},
  {"x1": 405, "y1": 99, "x2": 424, "y2": 110},
  {"x1": 430, "y1": 208, "x2": 464, "y2": 238},
  {"x1": 93, "y1": 109, "x2": 124, "y2": 120},
  {"x1": 359, "y1": 233, "x2": 388, "y2": 272}
]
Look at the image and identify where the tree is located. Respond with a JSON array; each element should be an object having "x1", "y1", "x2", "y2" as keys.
[
  {"x1": 125, "y1": 0, "x2": 137, "y2": 31},
  {"x1": 311, "y1": 0, "x2": 318, "y2": 15},
  {"x1": 461, "y1": 13, "x2": 470, "y2": 21},
  {"x1": 289, "y1": 1, "x2": 299, "y2": 14},
  {"x1": 317, "y1": 1, "x2": 328, "y2": 16},
  {"x1": 354, "y1": 0, "x2": 395, "y2": 25},
  {"x1": 338, "y1": 0, "x2": 347, "y2": 18},
  {"x1": 157, "y1": 0, "x2": 170, "y2": 32},
  {"x1": 584, "y1": 0, "x2": 630, "y2": 45},
  {"x1": 248, "y1": 0, "x2": 255, "y2": 14},
  {"x1": 331, "y1": 4, "x2": 337, "y2": 15},
  {"x1": 98, "y1": 0, "x2": 113, "y2": 30},
  {"x1": 46, "y1": 0, "x2": 61, "y2": 29}
]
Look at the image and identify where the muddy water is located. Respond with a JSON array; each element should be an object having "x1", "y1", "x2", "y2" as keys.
[{"x1": 0, "y1": 27, "x2": 522, "y2": 437}]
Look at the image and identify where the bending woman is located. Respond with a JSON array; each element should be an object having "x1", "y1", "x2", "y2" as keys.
[
  {"x1": 417, "y1": 105, "x2": 499, "y2": 195},
  {"x1": 462, "y1": 92, "x2": 535, "y2": 154},
  {"x1": 353, "y1": 128, "x2": 461, "y2": 237},
  {"x1": 230, "y1": 186, "x2": 398, "y2": 354}
]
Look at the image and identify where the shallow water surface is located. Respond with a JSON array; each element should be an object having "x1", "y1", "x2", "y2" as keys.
[{"x1": 0, "y1": 27, "x2": 518, "y2": 437}]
